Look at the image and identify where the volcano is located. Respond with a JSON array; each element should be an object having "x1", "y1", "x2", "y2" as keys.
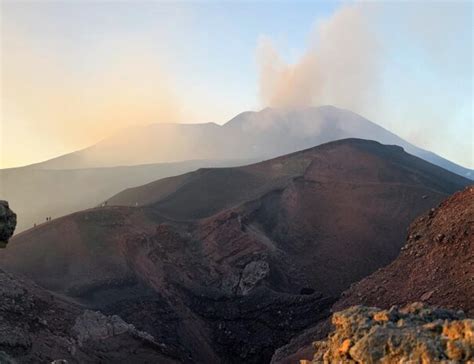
[{"x1": 1, "y1": 139, "x2": 470, "y2": 363}]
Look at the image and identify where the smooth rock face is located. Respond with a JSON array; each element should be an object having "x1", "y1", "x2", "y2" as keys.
[
  {"x1": 310, "y1": 303, "x2": 474, "y2": 363},
  {"x1": 0, "y1": 201, "x2": 16, "y2": 247}
]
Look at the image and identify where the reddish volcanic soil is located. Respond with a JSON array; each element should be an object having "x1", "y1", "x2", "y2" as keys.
[
  {"x1": 334, "y1": 185, "x2": 474, "y2": 315},
  {"x1": 1, "y1": 139, "x2": 470, "y2": 363},
  {"x1": 272, "y1": 185, "x2": 473, "y2": 364}
]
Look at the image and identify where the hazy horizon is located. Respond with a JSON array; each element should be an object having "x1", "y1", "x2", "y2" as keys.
[
  {"x1": 1, "y1": 1, "x2": 472, "y2": 169},
  {"x1": 1, "y1": 104, "x2": 473, "y2": 171}
]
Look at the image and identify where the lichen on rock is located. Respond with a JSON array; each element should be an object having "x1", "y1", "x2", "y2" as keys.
[{"x1": 309, "y1": 303, "x2": 473, "y2": 363}]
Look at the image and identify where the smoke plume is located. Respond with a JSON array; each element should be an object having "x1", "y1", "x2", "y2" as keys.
[{"x1": 257, "y1": 4, "x2": 381, "y2": 112}]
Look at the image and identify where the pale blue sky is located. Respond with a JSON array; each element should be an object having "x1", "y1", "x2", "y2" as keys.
[{"x1": 1, "y1": 0, "x2": 472, "y2": 168}]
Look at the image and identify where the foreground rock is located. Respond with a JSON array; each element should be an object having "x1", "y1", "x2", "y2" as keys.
[
  {"x1": 309, "y1": 303, "x2": 473, "y2": 363},
  {"x1": 0, "y1": 201, "x2": 16, "y2": 248}
]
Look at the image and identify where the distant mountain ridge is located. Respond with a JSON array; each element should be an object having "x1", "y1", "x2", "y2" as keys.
[
  {"x1": 0, "y1": 159, "x2": 252, "y2": 233},
  {"x1": 27, "y1": 106, "x2": 472, "y2": 178}
]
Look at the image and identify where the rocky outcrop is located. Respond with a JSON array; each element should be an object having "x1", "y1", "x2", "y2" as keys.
[
  {"x1": 221, "y1": 259, "x2": 270, "y2": 296},
  {"x1": 308, "y1": 303, "x2": 473, "y2": 363},
  {"x1": 238, "y1": 260, "x2": 270, "y2": 295},
  {"x1": 72, "y1": 310, "x2": 157, "y2": 346},
  {"x1": 0, "y1": 201, "x2": 16, "y2": 248}
]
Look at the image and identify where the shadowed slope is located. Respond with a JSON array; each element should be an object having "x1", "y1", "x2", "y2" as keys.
[
  {"x1": 334, "y1": 185, "x2": 474, "y2": 315},
  {"x1": 0, "y1": 269, "x2": 178, "y2": 363},
  {"x1": 272, "y1": 186, "x2": 473, "y2": 364}
]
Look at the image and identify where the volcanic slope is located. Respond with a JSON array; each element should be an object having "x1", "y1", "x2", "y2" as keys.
[
  {"x1": 106, "y1": 138, "x2": 470, "y2": 295},
  {"x1": 1, "y1": 158, "x2": 251, "y2": 233},
  {"x1": 2, "y1": 139, "x2": 470, "y2": 363},
  {"x1": 334, "y1": 185, "x2": 474, "y2": 315},
  {"x1": 272, "y1": 185, "x2": 473, "y2": 364}
]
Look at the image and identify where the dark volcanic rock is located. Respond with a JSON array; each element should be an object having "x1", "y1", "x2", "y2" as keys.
[
  {"x1": 0, "y1": 269, "x2": 176, "y2": 363},
  {"x1": 271, "y1": 318, "x2": 332, "y2": 364},
  {"x1": 188, "y1": 287, "x2": 335, "y2": 363},
  {"x1": 0, "y1": 201, "x2": 16, "y2": 248}
]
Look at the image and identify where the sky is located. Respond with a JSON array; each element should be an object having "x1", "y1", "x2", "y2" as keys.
[{"x1": 0, "y1": 0, "x2": 472, "y2": 169}]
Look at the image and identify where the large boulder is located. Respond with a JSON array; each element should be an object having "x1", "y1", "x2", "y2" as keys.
[
  {"x1": 238, "y1": 260, "x2": 270, "y2": 295},
  {"x1": 0, "y1": 201, "x2": 16, "y2": 248},
  {"x1": 308, "y1": 303, "x2": 473, "y2": 363}
]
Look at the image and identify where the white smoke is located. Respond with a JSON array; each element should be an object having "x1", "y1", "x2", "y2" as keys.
[{"x1": 257, "y1": 4, "x2": 381, "y2": 112}]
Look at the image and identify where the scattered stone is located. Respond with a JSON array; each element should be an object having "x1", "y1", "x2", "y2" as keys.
[{"x1": 420, "y1": 290, "x2": 435, "y2": 302}]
